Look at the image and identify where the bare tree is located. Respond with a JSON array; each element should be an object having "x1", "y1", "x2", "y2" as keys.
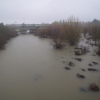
[
  {"x1": 89, "y1": 25, "x2": 100, "y2": 45},
  {"x1": 62, "y1": 17, "x2": 81, "y2": 45},
  {"x1": 0, "y1": 23, "x2": 18, "y2": 49},
  {"x1": 51, "y1": 21, "x2": 66, "y2": 49}
]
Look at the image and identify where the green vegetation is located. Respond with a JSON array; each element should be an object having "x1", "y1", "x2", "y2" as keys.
[{"x1": 0, "y1": 23, "x2": 18, "y2": 49}]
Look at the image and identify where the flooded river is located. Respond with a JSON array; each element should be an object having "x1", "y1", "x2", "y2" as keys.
[{"x1": 0, "y1": 34, "x2": 100, "y2": 100}]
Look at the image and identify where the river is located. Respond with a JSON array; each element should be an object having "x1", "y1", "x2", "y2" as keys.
[{"x1": 0, "y1": 34, "x2": 100, "y2": 100}]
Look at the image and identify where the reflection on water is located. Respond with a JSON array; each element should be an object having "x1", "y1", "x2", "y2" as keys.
[{"x1": 0, "y1": 34, "x2": 100, "y2": 100}]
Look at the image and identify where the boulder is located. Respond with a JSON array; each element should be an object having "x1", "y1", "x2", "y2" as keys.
[
  {"x1": 89, "y1": 83, "x2": 99, "y2": 92},
  {"x1": 96, "y1": 50, "x2": 100, "y2": 55},
  {"x1": 75, "y1": 58, "x2": 82, "y2": 61},
  {"x1": 74, "y1": 51, "x2": 81, "y2": 55},
  {"x1": 81, "y1": 69, "x2": 85, "y2": 71},
  {"x1": 88, "y1": 63, "x2": 93, "y2": 66},
  {"x1": 88, "y1": 68, "x2": 97, "y2": 71},
  {"x1": 77, "y1": 73, "x2": 85, "y2": 78},
  {"x1": 65, "y1": 67, "x2": 70, "y2": 70},
  {"x1": 69, "y1": 62, "x2": 75, "y2": 66},
  {"x1": 92, "y1": 61, "x2": 98, "y2": 65},
  {"x1": 74, "y1": 46, "x2": 89, "y2": 55}
]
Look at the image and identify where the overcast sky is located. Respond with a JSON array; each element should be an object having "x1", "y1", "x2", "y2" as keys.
[{"x1": 0, "y1": 0, "x2": 100, "y2": 24}]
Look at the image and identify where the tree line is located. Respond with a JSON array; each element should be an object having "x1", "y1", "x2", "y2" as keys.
[
  {"x1": 83, "y1": 19, "x2": 100, "y2": 47},
  {"x1": 1, "y1": 17, "x2": 100, "y2": 53},
  {"x1": 33, "y1": 17, "x2": 100, "y2": 50},
  {"x1": 34, "y1": 17, "x2": 81, "y2": 48},
  {"x1": 0, "y1": 23, "x2": 18, "y2": 49}
]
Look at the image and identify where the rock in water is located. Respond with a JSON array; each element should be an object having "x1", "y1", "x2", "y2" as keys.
[
  {"x1": 75, "y1": 58, "x2": 82, "y2": 61},
  {"x1": 92, "y1": 61, "x2": 98, "y2": 65},
  {"x1": 88, "y1": 68, "x2": 97, "y2": 71},
  {"x1": 69, "y1": 62, "x2": 75, "y2": 66},
  {"x1": 88, "y1": 63, "x2": 93, "y2": 66},
  {"x1": 77, "y1": 73, "x2": 85, "y2": 78},
  {"x1": 65, "y1": 67, "x2": 70, "y2": 70},
  {"x1": 89, "y1": 83, "x2": 99, "y2": 92},
  {"x1": 81, "y1": 69, "x2": 85, "y2": 71}
]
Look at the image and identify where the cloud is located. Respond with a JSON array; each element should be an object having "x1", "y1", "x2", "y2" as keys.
[{"x1": 0, "y1": 0, "x2": 100, "y2": 24}]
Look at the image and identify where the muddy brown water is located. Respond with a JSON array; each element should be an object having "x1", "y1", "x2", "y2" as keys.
[{"x1": 0, "y1": 34, "x2": 100, "y2": 100}]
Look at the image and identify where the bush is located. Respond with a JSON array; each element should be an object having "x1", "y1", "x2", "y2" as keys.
[
  {"x1": 0, "y1": 33, "x2": 7, "y2": 49},
  {"x1": 63, "y1": 17, "x2": 81, "y2": 45},
  {"x1": 34, "y1": 17, "x2": 81, "y2": 48},
  {"x1": 0, "y1": 23, "x2": 18, "y2": 49}
]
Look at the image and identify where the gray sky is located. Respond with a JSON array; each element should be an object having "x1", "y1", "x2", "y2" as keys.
[{"x1": 0, "y1": 0, "x2": 100, "y2": 24}]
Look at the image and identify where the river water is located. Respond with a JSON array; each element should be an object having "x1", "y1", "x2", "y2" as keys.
[{"x1": 0, "y1": 34, "x2": 100, "y2": 100}]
